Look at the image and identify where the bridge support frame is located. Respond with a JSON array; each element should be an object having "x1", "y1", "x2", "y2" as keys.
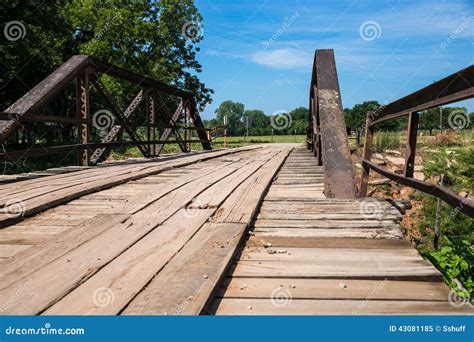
[
  {"x1": 76, "y1": 70, "x2": 91, "y2": 166},
  {"x1": 147, "y1": 91, "x2": 157, "y2": 157},
  {"x1": 359, "y1": 116, "x2": 374, "y2": 197}
]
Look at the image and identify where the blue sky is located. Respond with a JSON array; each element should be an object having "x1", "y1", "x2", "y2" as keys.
[{"x1": 193, "y1": 0, "x2": 473, "y2": 120}]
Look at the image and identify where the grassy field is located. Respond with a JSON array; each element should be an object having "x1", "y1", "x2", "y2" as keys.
[{"x1": 108, "y1": 134, "x2": 307, "y2": 160}]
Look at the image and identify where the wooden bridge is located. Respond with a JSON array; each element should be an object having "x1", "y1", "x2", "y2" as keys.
[{"x1": 0, "y1": 50, "x2": 472, "y2": 315}]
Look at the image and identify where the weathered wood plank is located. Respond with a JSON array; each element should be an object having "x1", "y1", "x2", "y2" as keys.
[
  {"x1": 254, "y1": 219, "x2": 398, "y2": 229},
  {"x1": 45, "y1": 209, "x2": 213, "y2": 315},
  {"x1": 0, "y1": 244, "x2": 32, "y2": 258},
  {"x1": 230, "y1": 259, "x2": 441, "y2": 280},
  {"x1": 253, "y1": 227, "x2": 403, "y2": 239},
  {"x1": 247, "y1": 236, "x2": 412, "y2": 249},
  {"x1": 123, "y1": 223, "x2": 247, "y2": 315},
  {"x1": 218, "y1": 278, "x2": 449, "y2": 301},
  {"x1": 212, "y1": 298, "x2": 470, "y2": 315}
]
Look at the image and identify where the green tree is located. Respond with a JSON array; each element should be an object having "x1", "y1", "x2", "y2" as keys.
[
  {"x1": 244, "y1": 109, "x2": 270, "y2": 135},
  {"x1": 1, "y1": 0, "x2": 212, "y2": 112},
  {"x1": 289, "y1": 107, "x2": 308, "y2": 134},
  {"x1": 65, "y1": 0, "x2": 212, "y2": 110},
  {"x1": 420, "y1": 108, "x2": 441, "y2": 135},
  {"x1": 0, "y1": 0, "x2": 75, "y2": 111},
  {"x1": 344, "y1": 101, "x2": 379, "y2": 134},
  {"x1": 215, "y1": 100, "x2": 244, "y2": 136}
]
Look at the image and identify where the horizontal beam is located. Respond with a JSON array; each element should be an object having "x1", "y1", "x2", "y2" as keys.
[
  {"x1": 369, "y1": 65, "x2": 474, "y2": 126},
  {"x1": 0, "y1": 55, "x2": 193, "y2": 143},
  {"x1": 0, "y1": 113, "x2": 216, "y2": 132},
  {"x1": 362, "y1": 160, "x2": 474, "y2": 218},
  {"x1": 88, "y1": 57, "x2": 191, "y2": 99},
  {"x1": 0, "y1": 139, "x2": 208, "y2": 161}
]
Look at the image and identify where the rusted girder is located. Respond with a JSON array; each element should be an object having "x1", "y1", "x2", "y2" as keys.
[
  {"x1": 369, "y1": 65, "x2": 474, "y2": 126},
  {"x1": 311, "y1": 49, "x2": 356, "y2": 199}
]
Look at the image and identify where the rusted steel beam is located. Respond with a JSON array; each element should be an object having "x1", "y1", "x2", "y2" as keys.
[
  {"x1": 0, "y1": 113, "x2": 83, "y2": 124},
  {"x1": 0, "y1": 139, "x2": 208, "y2": 161},
  {"x1": 0, "y1": 55, "x2": 198, "y2": 138},
  {"x1": 90, "y1": 74, "x2": 149, "y2": 158},
  {"x1": 0, "y1": 55, "x2": 90, "y2": 142},
  {"x1": 359, "y1": 116, "x2": 374, "y2": 197},
  {"x1": 88, "y1": 56, "x2": 192, "y2": 99},
  {"x1": 188, "y1": 99, "x2": 212, "y2": 151},
  {"x1": 76, "y1": 71, "x2": 91, "y2": 166},
  {"x1": 155, "y1": 100, "x2": 187, "y2": 155},
  {"x1": 368, "y1": 65, "x2": 474, "y2": 126},
  {"x1": 314, "y1": 49, "x2": 356, "y2": 198},
  {"x1": 90, "y1": 90, "x2": 145, "y2": 164},
  {"x1": 404, "y1": 112, "x2": 419, "y2": 178},
  {"x1": 363, "y1": 160, "x2": 474, "y2": 218},
  {"x1": 147, "y1": 91, "x2": 157, "y2": 156}
]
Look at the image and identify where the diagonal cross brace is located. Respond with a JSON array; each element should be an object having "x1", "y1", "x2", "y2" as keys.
[
  {"x1": 155, "y1": 100, "x2": 187, "y2": 155},
  {"x1": 90, "y1": 90, "x2": 145, "y2": 164},
  {"x1": 90, "y1": 74, "x2": 149, "y2": 158}
]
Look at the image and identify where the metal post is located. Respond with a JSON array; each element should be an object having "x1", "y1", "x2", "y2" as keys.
[
  {"x1": 359, "y1": 116, "x2": 374, "y2": 197},
  {"x1": 184, "y1": 102, "x2": 190, "y2": 152},
  {"x1": 245, "y1": 116, "x2": 249, "y2": 140},
  {"x1": 439, "y1": 107, "x2": 443, "y2": 134},
  {"x1": 76, "y1": 71, "x2": 90, "y2": 166},
  {"x1": 356, "y1": 130, "x2": 360, "y2": 151},
  {"x1": 223, "y1": 115, "x2": 228, "y2": 148},
  {"x1": 404, "y1": 112, "x2": 419, "y2": 178},
  {"x1": 147, "y1": 91, "x2": 156, "y2": 157},
  {"x1": 434, "y1": 174, "x2": 444, "y2": 249}
]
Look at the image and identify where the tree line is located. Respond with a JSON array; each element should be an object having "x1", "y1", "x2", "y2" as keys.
[
  {"x1": 344, "y1": 101, "x2": 473, "y2": 135},
  {"x1": 203, "y1": 100, "x2": 308, "y2": 136},
  {"x1": 205, "y1": 100, "x2": 473, "y2": 137}
]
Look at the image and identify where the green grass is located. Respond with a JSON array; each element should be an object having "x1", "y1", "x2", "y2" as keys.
[{"x1": 107, "y1": 135, "x2": 306, "y2": 160}]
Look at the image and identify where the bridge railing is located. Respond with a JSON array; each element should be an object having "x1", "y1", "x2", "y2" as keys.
[
  {"x1": 0, "y1": 55, "x2": 212, "y2": 167},
  {"x1": 359, "y1": 65, "x2": 474, "y2": 218}
]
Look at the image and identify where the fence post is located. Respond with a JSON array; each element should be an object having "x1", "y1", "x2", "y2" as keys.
[
  {"x1": 359, "y1": 114, "x2": 374, "y2": 197},
  {"x1": 404, "y1": 111, "x2": 419, "y2": 178},
  {"x1": 223, "y1": 115, "x2": 228, "y2": 148},
  {"x1": 76, "y1": 70, "x2": 90, "y2": 166},
  {"x1": 434, "y1": 174, "x2": 444, "y2": 249}
]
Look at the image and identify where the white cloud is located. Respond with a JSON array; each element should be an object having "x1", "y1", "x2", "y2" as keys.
[{"x1": 250, "y1": 48, "x2": 312, "y2": 70}]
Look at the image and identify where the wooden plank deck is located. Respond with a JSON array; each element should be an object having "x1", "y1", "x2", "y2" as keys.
[
  {"x1": 0, "y1": 145, "x2": 470, "y2": 315},
  {"x1": 209, "y1": 147, "x2": 472, "y2": 315},
  {"x1": 0, "y1": 144, "x2": 292, "y2": 314}
]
